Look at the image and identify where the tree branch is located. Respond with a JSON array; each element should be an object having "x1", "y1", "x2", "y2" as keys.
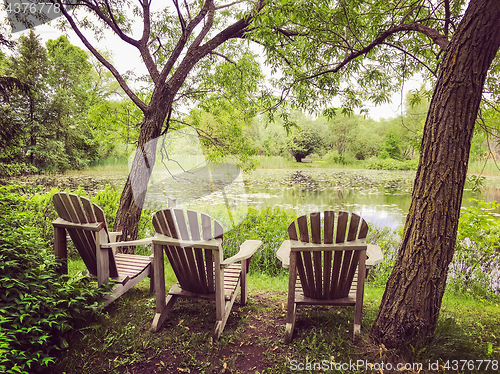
[
  {"x1": 382, "y1": 42, "x2": 438, "y2": 77},
  {"x1": 302, "y1": 21, "x2": 449, "y2": 81},
  {"x1": 59, "y1": 2, "x2": 148, "y2": 112},
  {"x1": 138, "y1": 0, "x2": 160, "y2": 83},
  {"x1": 158, "y1": 0, "x2": 213, "y2": 84}
]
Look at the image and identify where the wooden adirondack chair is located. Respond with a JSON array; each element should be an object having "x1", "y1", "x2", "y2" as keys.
[
  {"x1": 52, "y1": 192, "x2": 153, "y2": 305},
  {"x1": 277, "y1": 211, "x2": 379, "y2": 343},
  {"x1": 150, "y1": 208, "x2": 262, "y2": 340}
]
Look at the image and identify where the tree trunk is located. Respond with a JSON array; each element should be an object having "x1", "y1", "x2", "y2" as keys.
[
  {"x1": 112, "y1": 102, "x2": 171, "y2": 252},
  {"x1": 371, "y1": 0, "x2": 500, "y2": 348}
]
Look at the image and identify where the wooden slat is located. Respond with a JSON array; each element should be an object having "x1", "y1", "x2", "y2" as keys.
[
  {"x1": 338, "y1": 250, "x2": 353, "y2": 298},
  {"x1": 342, "y1": 250, "x2": 360, "y2": 297},
  {"x1": 358, "y1": 219, "x2": 369, "y2": 239},
  {"x1": 297, "y1": 215, "x2": 315, "y2": 297},
  {"x1": 288, "y1": 221, "x2": 298, "y2": 241},
  {"x1": 187, "y1": 210, "x2": 208, "y2": 294},
  {"x1": 82, "y1": 196, "x2": 118, "y2": 277},
  {"x1": 201, "y1": 213, "x2": 215, "y2": 292},
  {"x1": 323, "y1": 211, "x2": 334, "y2": 298},
  {"x1": 174, "y1": 209, "x2": 191, "y2": 240},
  {"x1": 330, "y1": 251, "x2": 343, "y2": 298},
  {"x1": 172, "y1": 210, "x2": 199, "y2": 293},
  {"x1": 336, "y1": 211, "x2": 348, "y2": 243},
  {"x1": 61, "y1": 194, "x2": 97, "y2": 275},
  {"x1": 214, "y1": 221, "x2": 224, "y2": 239},
  {"x1": 310, "y1": 212, "x2": 322, "y2": 298},
  {"x1": 176, "y1": 210, "x2": 203, "y2": 292},
  {"x1": 347, "y1": 213, "x2": 360, "y2": 242},
  {"x1": 323, "y1": 211, "x2": 335, "y2": 244}
]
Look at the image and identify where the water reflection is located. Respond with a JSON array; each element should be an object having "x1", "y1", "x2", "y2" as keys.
[
  {"x1": 244, "y1": 186, "x2": 412, "y2": 229},
  {"x1": 243, "y1": 185, "x2": 494, "y2": 230}
]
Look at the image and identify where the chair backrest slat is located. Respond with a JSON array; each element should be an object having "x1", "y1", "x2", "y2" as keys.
[
  {"x1": 201, "y1": 213, "x2": 215, "y2": 292},
  {"x1": 323, "y1": 211, "x2": 335, "y2": 297},
  {"x1": 310, "y1": 212, "x2": 322, "y2": 298},
  {"x1": 336, "y1": 211, "x2": 349, "y2": 243},
  {"x1": 289, "y1": 211, "x2": 367, "y2": 300},
  {"x1": 187, "y1": 211, "x2": 209, "y2": 293}
]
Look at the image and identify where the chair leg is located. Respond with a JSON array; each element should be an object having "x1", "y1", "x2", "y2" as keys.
[
  {"x1": 353, "y1": 301, "x2": 362, "y2": 340},
  {"x1": 151, "y1": 294, "x2": 178, "y2": 332},
  {"x1": 285, "y1": 252, "x2": 298, "y2": 343},
  {"x1": 213, "y1": 286, "x2": 239, "y2": 341},
  {"x1": 285, "y1": 303, "x2": 296, "y2": 344},
  {"x1": 240, "y1": 260, "x2": 248, "y2": 306},
  {"x1": 149, "y1": 264, "x2": 155, "y2": 293}
]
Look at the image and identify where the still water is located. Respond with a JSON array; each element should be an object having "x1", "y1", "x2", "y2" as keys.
[{"x1": 137, "y1": 167, "x2": 500, "y2": 231}]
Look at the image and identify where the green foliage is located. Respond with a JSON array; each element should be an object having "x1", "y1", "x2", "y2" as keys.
[
  {"x1": 366, "y1": 157, "x2": 419, "y2": 170},
  {"x1": 287, "y1": 126, "x2": 323, "y2": 162},
  {"x1": 450, "y1": 199, "x2": 500, "y2": 297},
  {"x1": 0, "y1": 161, "x2": 38, "y2": 176},
  {"x1": 0, "y1": 185, "x2": 106, "y2": 374},
  {"x1": 365, "y1": 225, "x2": 402, "y2": 287},
  {"x1": 0, "y1": 32, "x2": 116, "y2": 175},
  {"x1": 379, "y1": 131, "x2": 403, "y2": 160},
  {"x1": 223, "y1": 206, "x2": 297, "y2": 276}
]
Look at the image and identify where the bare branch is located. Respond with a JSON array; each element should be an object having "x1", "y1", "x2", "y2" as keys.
[
  {"x1": 382, "y1": 42, "x2": 438, "y2": 77},
  {"x1": 158, "y1": 0, "x2": 214, "y2": 84},
  {"x1": 59, "y1": 2, "x2": 148, "y2": 112},
  {"x1": 173, "y1": 0, "x2": 187, "y2": 31},
  {"x1": 138, "y1": 0, "x2": 160, "y2": 83},
  {"x1": 215, "y1": 0, "x2": 246, "y2": 11}
]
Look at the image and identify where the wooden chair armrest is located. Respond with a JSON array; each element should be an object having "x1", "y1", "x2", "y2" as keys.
[
  {"x1": 366, "y1": 244, "x2": 384, "y2": 267},
  {"x1": 101, "y1": 237, "x2": 154, "y2": 248},
  {"x1": 52, "y1": 217, "x2": 105, "y2": 232},
  {"x1": 276, "y1": 240, "x2": 291, "y2": 269},
  {"x1": 221, "y1": 240, "x2": 262, "y2": 268},
  {"x1": 152, "y1": 234, "x2": 222, "y2": 250},
  {"x1": 109, "y1": 231, "x2": 122, "y2": 243}
]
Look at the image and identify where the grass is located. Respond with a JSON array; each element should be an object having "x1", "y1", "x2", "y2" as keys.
[
  {"x1": 52, "y1": 258, "x2": 500, "y2": 374},
  {"x1": 468, "y1": 159, "x2": 500, "y2": 176}
]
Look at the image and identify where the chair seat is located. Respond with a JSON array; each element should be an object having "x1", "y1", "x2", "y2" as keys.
[
  {"x1": 114, "y1": 253, "x2": 152, "y2": 282},
  {"x1": 294, "y1": 271, "x2": 358, "y2": 305}
]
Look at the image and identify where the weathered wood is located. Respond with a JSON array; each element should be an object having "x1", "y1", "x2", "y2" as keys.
[
  {"x1": 52, "y1": 192, "x2": 153, "y2": 306},
  {"x1": 281, "y1": 211, "x2": 378, "y2": 342},
  {"x1": 151, "y1": 209, "x2": 261, "y2": 340}
]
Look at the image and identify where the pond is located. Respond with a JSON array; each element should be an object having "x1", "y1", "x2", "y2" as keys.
[
  {"x1": 14, "y1": 165, "x2": 498, "y2": 231},
  {"x1": 60, "y1": 166, "x2": 500, "y2": 231}
]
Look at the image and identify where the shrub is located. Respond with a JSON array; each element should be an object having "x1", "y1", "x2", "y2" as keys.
[
  {"x1": 0, "y1": 186, "x2": 107, "y2": 374},
  {"x1": 0, "y1": 162, "x2": 38, "y2": 176},
  {"x1": 222, "y1": 206, "x2": 297, "y2": 276},
  {"x1": 366, "y1": 157, "x2": 418, "y2": 170},
  {"x1": 365, "y1": 225, "x2": 402, "y2": 286},
  {"x1": 449, "y1": 199, "x2": 500, "y2": 298}
]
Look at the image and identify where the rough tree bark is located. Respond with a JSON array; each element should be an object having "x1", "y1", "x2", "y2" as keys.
[{"x1": 370, "y1": 0, "x2": 500, "y2": 347}]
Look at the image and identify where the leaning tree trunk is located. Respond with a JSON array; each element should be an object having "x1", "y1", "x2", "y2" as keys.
[
  {"x1": 370, "y1": 0, "x2": 500, "y2": 348},
  {"x1": 112, "y1": 99, "x2": 172, "y2": 253}
]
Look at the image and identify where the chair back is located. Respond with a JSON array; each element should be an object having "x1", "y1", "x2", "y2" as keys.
[
  {"x1": 152, "y1": 209, "x2": 224, "y2": 294},
  {"x1": 288, "y1": 211, "x2": 368, "y2": 299},
  {"x1": 53, "y1": 192, "x2": 117, "y2": 277}
]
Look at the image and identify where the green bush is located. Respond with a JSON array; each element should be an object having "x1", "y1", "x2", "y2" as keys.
[
  {"x1": 449, "y1": 199, "x2": 500, "y2": 298},
  {"x1": 365, "y1": 225, "x2": 402, "y2": 286},
  {"x1": 222, "y1": 206, "x2": 297, "y2": 276},
  {"x1": 366, "y1": 157, "x2": 418, "y2": 170},
  {"x1": 0, "y1": 162, "x2": 39, "y2": 176},
  {"x1": 0, "y1": 185, "x2": 107, "y2": 374}
]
